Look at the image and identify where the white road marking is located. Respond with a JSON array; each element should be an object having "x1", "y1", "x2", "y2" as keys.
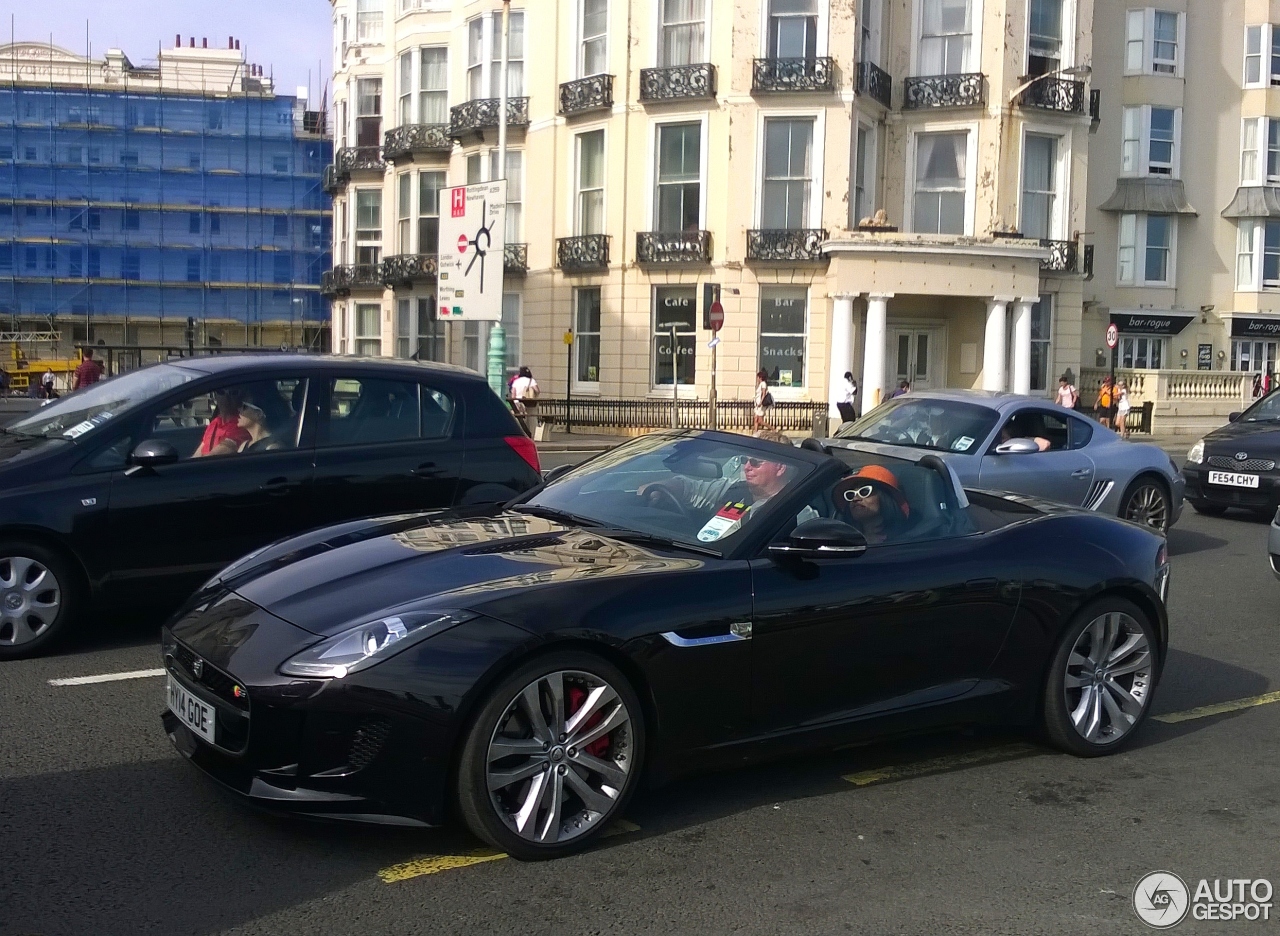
[{"x1": 48, "y1": 668, "x2": 166, "y2": 687}]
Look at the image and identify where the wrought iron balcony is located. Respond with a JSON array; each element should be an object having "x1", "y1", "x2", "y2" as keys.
[
  {"x1": 1039, "y1": 239, "x2": 1080, "y2": 274},
  {"x1": 856, "y1": 61, "x2": 892, "y2": 107},
  {"x1": 903, "y1": 73, "x2": 985, "y2": 109},
  {"x1": 381, "y1": 253, "x2": 438, "y2": 288},
  {"x1": 504, "y1": 243, "x2": 528, "y2": 274},
  {"x1": 752, "y1": 57, "x2": 837, "y2": 93},
  {"x1": 334, "y1": 146, "x2": 386, "y2": 174},
  {"x1": 636, "y1": 230, "x2": 712, "y2": 264},
  {"x1": 559, "y1": 74, "x2": 614, "y2": 116},
  {"x1": 320, "y1": 263, "x2": 384, "y2": 296},
  {"x1": 638, "y1": 63, "x2": 716, "y2": 102},
  {"x1": 382, "y1": 124, "x2": 453, "y2": 162},
  {"x1": 322, "y1": 164, "x2": 341, "y2": 195},
  {"x1": 746, "y1": 229, "x2": 828, "y2": 263},
  {"x1": 556, "y1": 234, "x2": 610, "y2": 273},
  {"x1": 1017, "y1": 76, "x2": 1085, "y2": 114},
  {"x1": 449, "y1": 97, "x2": 530, "y2": 139}
]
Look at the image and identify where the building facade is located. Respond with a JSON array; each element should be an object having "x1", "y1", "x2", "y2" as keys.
[
  {"x1": 0, "y1": 40, "x2": 332, "y2": 358},
  {"x1": 327, "y1": 0, "x2": 1094, "y2": 419}
]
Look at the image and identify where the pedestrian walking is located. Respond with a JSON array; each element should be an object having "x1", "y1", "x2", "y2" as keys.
[
  {"x1": 836, "y1": 371, "x2": 858, "y2": 423},
  {"x1": 753, "y1": 370, "x2": 773, "y2": 430},
  {"x1": 0, "y1": 366, "x2": 9, "y2": 396},
  {"x1": 1095, "y1": 376, "x2": 1114, "y2": 429},
  {"x1": 510, "y1": 365, "x2": 539, "y2": 436},
  {"x1": 72, "y1": 347, "x2": 104, "y2": 390},
  {"x1": 41, "y1": 368, "x2": 56, "y2": 400},
  {"x1": 1055, "y1": 374, "x2": 1079, "y2": 410},
  {"x1": 1116, "y1": 381, "x2": 1131, "y2": 439}
]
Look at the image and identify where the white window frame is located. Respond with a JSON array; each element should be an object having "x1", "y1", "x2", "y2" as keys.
[
  {"x1": 758, "y1": 0, "x2": 830, "y2": 58},
  {"x1": 1017, "y1": 125, "x2": 1070, "y2": 241},
  {"x1": 853, "y1": 120, "x2": 877, "y2": 226},
  {"x1": 418, "y1": 169, "x2": 445, "y2": 255},
  {"x1": 1241, "y1": 117, "x2": 1280, "y2": 185},
  {"x1": 646, "y1": 115, "x2": 709, "y2": 231},
  {"x1": 353, "y1": 187, "x2": 383, "y2": 266},
  {"x1": 418, "y1": 46, "x2": 449, "y2": 125},
  {"x1": 1025, "y1": 0, "x2": 1078, "y2": 75},
  {"x1": 488, "y1": 148, "x2": 524, "y2": 243},
  {"x1": 1120, "y1": 105, "x2": 1182, "y2": 178},
  {"x1": 573, "y1": 286, "x2": 603, "y2": 391},
  {"x1": 653, "y1": 0, "x2": 711, "y2": 67},
  {"x1": 466, "y1": 11, "x2": 525, "y2": 101},
  {"x1": 905, "y1": 121, "x2": 979, "y2": 236},
  {"x1": 354, "y1": 302, "x2": 383, "y2": 356},
  {"x1": 355, "y1": 0, "x2": 383, "y2": 44},
  {"x1": 396, "y1": 172, "x2": 413, "y2": 253},
  {"x1": 578, "y1": 0, "x2": 609, "y2": 77},
  {"x1": 1118, "y1": 334, "x2": 1167, "y2": 370},
  {"x1": 860, "y1": 0, "x2": 883, "y2": 66},
  {"x1": 396, "y1": 297, "x2": 415, "y2": 359},
  {"x1": 1235, "y1": 219, "x2": 1280, "y2": 291},
  {"x1": 573, "y1": 128, "x2": 607, "y2": 236},
  {"x1": 910, "y1": 0, "x2": 985, "y2": 76},
  {"x1": 754, "y1": 110, "x2": 826, "y2": 230},
  {"x1": 1124, "y1": 8, "x2": 1184, "y2": 77},
  {"x1": 1117, "y1": 213, "x2": 1177, "y2": 287},
  {"x1": 398, "y1": 51, "x2": 414, "y2": 126}
]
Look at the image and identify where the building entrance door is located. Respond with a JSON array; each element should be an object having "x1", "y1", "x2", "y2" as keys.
[{"x1": 887, "y1": 326, "x2": 944, "y2": 391}]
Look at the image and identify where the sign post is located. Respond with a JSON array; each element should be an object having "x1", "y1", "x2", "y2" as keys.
[
  {"x1": 563, "y1": 330, "x2": 573, "y2": 435},
  {"x1": 705, "y1": 290, "x2": 724, "y2": 430},
  {"x1": 437, "y1": 180, "x2": 507, "y2": 388},
  {"x1": 670, "y1": 324, "x2": 680, "y2": 429},
  {"x1": 1106, "y1": 322, "x2": 1118, "y2": 399}
]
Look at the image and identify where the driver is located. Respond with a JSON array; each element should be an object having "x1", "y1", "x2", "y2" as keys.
[
  {"x1": 1000, "y1": 417, "x2": 1051, "y2": 452},
  {"x1": 638, "y1": 430, "x2": 794, "y2": 519}
]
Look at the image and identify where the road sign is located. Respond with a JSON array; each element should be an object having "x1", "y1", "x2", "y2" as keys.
[
  {"x1": 563, "y1": 330, "x2": 574, "y2": 346},
  {"x1": 708, "y1": 301, "x2": 724, "y2": 332},
  {"x1": 437, "y1": 181, "x2": 507, "y2": 321},
  {"x1": 1106, "y1": 323, "x2": 1118, "y2": 349}
]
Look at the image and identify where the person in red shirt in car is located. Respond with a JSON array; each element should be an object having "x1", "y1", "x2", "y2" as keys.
[
  {"x1": 71, "y1": 348, "x2": 104, "y2": 390},
  {"x1": 193, "y1": 388, "x2": 252, "y2": 457}
]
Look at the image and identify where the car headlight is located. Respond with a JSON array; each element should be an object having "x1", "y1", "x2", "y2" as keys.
[
  {"x1": 279, "y1": 609, "x2": 476, "y2": 679},
  {"x1": 1187, "y1": 438, "x2": 1205, "y2": 465}
]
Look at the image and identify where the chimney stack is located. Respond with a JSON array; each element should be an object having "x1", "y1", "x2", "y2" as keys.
[
  {"x1": 234, "y1": 39, "x2": 240, "y2": 51},
  {"x1": 189, "y1": 37, "x2": 195, "y2": 48},
  {"x1": 228, "y1": 36, "x2": 234, "y2": 50},
  {"x1": 175, "y1": 34, "x2": 181, "y2": 47},
  {"x1": 202, "y1": 38, "x2": 207, "y2": 49}
]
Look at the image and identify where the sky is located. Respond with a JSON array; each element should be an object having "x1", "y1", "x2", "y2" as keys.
[{"x1": 0, "y1": 0, "x2": 332, "y2": 104}]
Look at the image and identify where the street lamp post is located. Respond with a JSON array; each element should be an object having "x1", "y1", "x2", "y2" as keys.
[{"x1": 485, "y1": 0, "x2": 511, "y2": 395}]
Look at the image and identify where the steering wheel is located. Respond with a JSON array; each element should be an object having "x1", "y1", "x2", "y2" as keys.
[{"x1": 642, "y1": 484, "x2": 691, "y2": 520}]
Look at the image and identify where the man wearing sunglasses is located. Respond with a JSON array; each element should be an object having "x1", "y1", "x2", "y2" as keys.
[{"x1": 637, "y1": 430, "x2": 795, "y2": 519}]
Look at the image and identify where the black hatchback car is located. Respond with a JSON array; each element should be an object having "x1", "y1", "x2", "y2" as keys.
[
  {"x1": 1183, "y1": 391, "x2": 1280, "y2": 517},
  {"x1": 0, "y1": 355, "x2": 540, "y2": 658}
]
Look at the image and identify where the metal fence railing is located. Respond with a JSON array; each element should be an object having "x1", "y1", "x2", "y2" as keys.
[{"x1": 530, "y1": 398, "x2": 829, "y2": 434}]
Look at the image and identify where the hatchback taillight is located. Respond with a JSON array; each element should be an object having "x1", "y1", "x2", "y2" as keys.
[{"x1": 504, "y1": 435, "x2": 540, "y2": 473}]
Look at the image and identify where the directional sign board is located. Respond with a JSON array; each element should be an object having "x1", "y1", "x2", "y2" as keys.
[
  {"x1": 437, "y1": 181, "x2": 507, "y2": 321},
  {"x1": 1106, "y1": 323, "x2": 1118, "y2": 349}
]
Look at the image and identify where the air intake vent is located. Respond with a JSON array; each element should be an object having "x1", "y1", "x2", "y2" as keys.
[{"x1": 1083, "y1": 479, "x2": 1115, "y2": 512}]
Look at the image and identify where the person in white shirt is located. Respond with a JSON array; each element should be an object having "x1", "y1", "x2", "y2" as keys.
[
  {"x1": 510, "y1": 366, "x2": 539, "y2": 435},
  {"x1": 1116, "y1": 381, "x2": 1132, "y2": 439},
  {"x1": 836, "y1": 372, "x2": 858, "y2": 423},
  {"x1": 1055, "y1": 376, "x2": 1078, "y2": 410}
]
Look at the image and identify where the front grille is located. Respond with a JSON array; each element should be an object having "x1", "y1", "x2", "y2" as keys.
[
  {"x1": 347, "y1": 718, "x2": 393, "y2": 770},
  {"x1": 170, "y1": 643, "x2": 249, "y2": 713},
  {"x1": 1208, "y1": 455, "x2": 1276, "y2": 472}
]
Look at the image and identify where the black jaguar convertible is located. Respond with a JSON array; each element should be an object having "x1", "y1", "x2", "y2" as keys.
[{"x1": 162, "y1": 431, "x2": 1170, "y2": 859}]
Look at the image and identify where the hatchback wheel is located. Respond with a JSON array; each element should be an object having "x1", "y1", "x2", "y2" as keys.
[
  {"x1": 0, "y1": 542, "x2": 78, "y2": 659},
  {"x1": 1042, "y1": 597, "x2": 1158, "y2": 756},
  {"x1": 457, "y1": 651, "x2": 644, "y2": 860},
  {"x1": 1121, "y1": 477, "x2": 1170, "y2": 533}
]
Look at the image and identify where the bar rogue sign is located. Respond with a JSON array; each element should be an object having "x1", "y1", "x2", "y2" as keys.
[{"x1": 1231, "y1": 316, "x2": 1280, "y2": 337}]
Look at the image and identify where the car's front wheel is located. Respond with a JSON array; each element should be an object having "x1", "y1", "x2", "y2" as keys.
[
  {"x1": 1120, "y1": 476, "x2": 1171, "y2": 533},
  {"x1": 456, "y1": 651, "x2": 644, "y2": 860},
  {"x1": 1042, "y1": 597, "x2": 1158, "y2": 757},
  {"x1": 0, "y1": 541, "x2": 79, "y2": 659}
]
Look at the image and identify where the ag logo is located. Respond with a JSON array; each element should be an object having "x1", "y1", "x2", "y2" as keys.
[{"x1": 1133, "y1": 871, "x2": 1190, "y2": 928}]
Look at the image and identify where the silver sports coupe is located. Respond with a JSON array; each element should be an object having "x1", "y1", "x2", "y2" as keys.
[{"x1": 831, "y1": 390, "x2": 1184, "y2": 532}]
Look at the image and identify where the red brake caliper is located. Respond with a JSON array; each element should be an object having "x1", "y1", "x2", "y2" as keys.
[{"x1": 567, "y1": 686, "x2": 611, "y2": 758}]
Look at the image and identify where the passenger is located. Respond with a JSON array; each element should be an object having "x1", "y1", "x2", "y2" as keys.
[
  {"x1": 999, "y1": 419, "x2": 1051, "y2": 451},
  {"x1": 193, "y1": 388, "x2": 251, "y2": 457},
  {"x1": 235, "y1": 402, "x2": 281, "y2": 453},
  {"x1": 834, "y1": 465, "x2": 911, "y2": 545}
]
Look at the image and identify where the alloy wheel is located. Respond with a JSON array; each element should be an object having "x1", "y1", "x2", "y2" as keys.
[
  {"x1": 486, "y1": 669, "x2": 634, "y2": 845},
  {"x1": 0, "y1": 555, "x2": 62, "y2": 647},
  {"x1": 1124, "y1": 483, "x2": 1169, "y2": 532},
  {"x1": 1063, "y1": 611, "x2": 1153, "y2": 745}
]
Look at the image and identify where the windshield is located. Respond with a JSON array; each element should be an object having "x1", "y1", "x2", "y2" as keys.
[
  {"x1": 7, "y1": 363, "x2": 205, "y2": 440},
  {"x1": 835, "y1": 397, "x2": 1001, "y2": 454},
  {"x1": 525, "y1": 434, "x2": 815, "y2": 549},
  {"x1": 1241, "y1": 391, "x2": 1280, "y2": 422}
]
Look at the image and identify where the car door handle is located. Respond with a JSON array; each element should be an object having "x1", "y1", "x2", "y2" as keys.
[
  {"x1": 661, "y1": 622, "x2": 752, "y2": 647},
  {"x1": 260, "y1": 477, "x2": 293, "y2": 495},
  {"x1": 1071, "y1": 468, "x2": 1092, "y2": 478},
  {"x1": 411, "y1": 462, "x2": 440, "y2": 476}
]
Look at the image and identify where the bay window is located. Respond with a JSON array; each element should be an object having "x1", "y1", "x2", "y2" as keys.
[
  {"x1": 397, "y1": 173, "x2": 412, "y2": 252},
  {"x1": 912, "y1": 130, "x2": 969, "y2": 235},
  {"x1": 1234, "y1": 220, "x2": 1280, "y2": 290},
  {"x1": 1244, "y1": 25, "x2": 1280, "y2": 88},
  {"x1": 1117, "y1": 213, "x2": 1175, "y2": 287},
  {"x1": 355, "y1": 189, "x2": 382, "y2": 265},
  {"x1": 418, "y1": 170, "x2": 444, "y2": 253},
  {"x1": 398, "y1": 52, "x2": 413, "y2": 125},
  {"x1": 918, "y1": 0, "x2": 972, "y2": 75},
  {"x1": 356, "y1": 0, "x2": 383, "y2": 44},
  {"x1": 354, "y1": 303, "x2": 382, "y2": 356},
  {"x1": 355, "y1": 78, "x2": 381, "y2": 147},
  {"x1": 419, "y1": 48, "x2": 448, "y2": 124},
  {"x1": 1240, "y1": 117, "x2": 1280, "y2": 184},
  {"x1": 1125, "y1": 9, "x2": 1182, "y2": 77},
  {"x1": 1120, "y1": 105, "x2": 1181, "y2": 177},
  {"x1": 489, "y1": 150, "x2": 523, "y2": 242},
  {"x1": 1020, "y1": 133, "x2": 1059, "y2": 240}
]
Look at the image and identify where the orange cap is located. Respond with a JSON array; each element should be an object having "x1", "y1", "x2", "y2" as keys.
[{"x1": 854, "y1": 465, "x2": 909, "y2": 517}]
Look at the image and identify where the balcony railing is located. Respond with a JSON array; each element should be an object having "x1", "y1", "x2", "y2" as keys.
[
  {"x1": 382, "y1": 124, "x2": 452, "y2": 161},
  {"x1": 751, "y1": 57, "x2": 837, "y2": 93},
  {"x1": 636, "y1": 230, "x2": 712, "y2": 264},
  {"x1": 559, "y1": 74, "x2": 614, "y2": 116},
  {"x1": 856, "y1": 61, "x2": 893, "y2": 107},
  {"x1": 504, "y1": 243, "x2": 528, "y2": 274},
  {"x1": 556, "y1": 234, "x2": 610, "y2": 272},
  {"x1": 449, "y1": 97, "x2": 530, "y2": 139},
  {"x1": 903, "y1": 73, "x2": 985, "y2": 109},
  {"x1": 1016, "y1": 76, "x2": 1085, "y2": 114},
  {"x1": 320, "y1": 264, "x2": 384, "y2": 296},
  {"x1": 746, "y1": 229, "x2": 828, "y2": 262},
  {"x1": 1039, "y1": 238, "x2": 1079, "y2": 273},
  {"x1": 534, "y1": 398, "x2": 829, "y2": 433},
  {"x1": 638, "y1": 63, "x2": 717, "y2": 102},
  {"x1": 334, "y1": 146, "x2": 385, "y2": 174},
  {"x1": 381, "y1": 253, "x2": 438, "y2": 288}
]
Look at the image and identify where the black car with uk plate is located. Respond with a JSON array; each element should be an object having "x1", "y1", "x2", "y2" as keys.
[{"x1": 1183, "y1": 392, "x2": 1280, "y2": 517}]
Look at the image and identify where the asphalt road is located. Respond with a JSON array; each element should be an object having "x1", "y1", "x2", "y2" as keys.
[{"x1": 2, "y1": 506, "x2": 1279, "y2": 935}]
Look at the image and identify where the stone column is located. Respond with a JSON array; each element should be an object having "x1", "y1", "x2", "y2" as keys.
[
  {"x1": 1010, "y1": 297, "x2": 1036, "y2": 395},
  {"x1": 862, "y1": 293, "x2": 892, "y2": 410},
  {"x1": 983, "y1": 297, "x2": 1012, "y2": 392},
  {"x1": 828, "y1": 296, "x2": 854, "y2": 422}
]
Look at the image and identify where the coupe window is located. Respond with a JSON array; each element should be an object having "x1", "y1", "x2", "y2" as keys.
[
  {"x1": 1240, "y1": 393, "x2": 1280, "y2": 422},
  {"x1": 835, "y1": 398, "x2": 1000, "y2": 454}
]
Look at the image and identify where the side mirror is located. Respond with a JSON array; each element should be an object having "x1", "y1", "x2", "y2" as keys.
[
  {"x1": 994, "y1": 438, "x2": 1042, "y2": 455},
  {"x1": 1228, "y1": 411, "x2": 1242, "y2": 422},
  {"x1": 541, "y1": 463, "x2": 574, "y2": 484},
  {"x1": 129, "y1": 439, "x2": 179, "y2": 469},
  {"x1": 769, "y1": 518, "x2": 868, "y2": 560}
]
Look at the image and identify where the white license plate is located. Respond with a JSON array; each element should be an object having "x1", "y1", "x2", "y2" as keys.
[
  {"x1": 167, "y1": 676, "x2": 216, "y2": 743},
  {"x1": 1208, "y1": 470, "x2": 1260, "y2": 489}
]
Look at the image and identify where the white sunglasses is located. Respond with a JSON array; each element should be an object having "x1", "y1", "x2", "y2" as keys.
[{"x1": 841, "y1": 484, "x2": 876, "y2": 502}]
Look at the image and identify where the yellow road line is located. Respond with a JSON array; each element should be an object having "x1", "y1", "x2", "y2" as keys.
[
  {"x1": 377, "y1": 820, "x2": 642, "y2": 883},
  {"x1": 1153, "y1": 689, "x2": 1280, "y2": 724},
  {"x1": 842, "y1": 743, "x2": 1041, "y2": 787}
]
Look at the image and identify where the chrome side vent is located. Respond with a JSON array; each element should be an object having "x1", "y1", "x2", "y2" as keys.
[{"x1": 1083, "y1": 479, "x2": 1115, "y2": 512}]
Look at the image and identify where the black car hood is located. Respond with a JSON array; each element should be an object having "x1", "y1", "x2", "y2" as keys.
[
  {"x1": 232, "y1": 511, "x2": 707, "y2": 636},
  {"x1": 1203, "y1": 420, "x2": 1280, "y2": 453}
]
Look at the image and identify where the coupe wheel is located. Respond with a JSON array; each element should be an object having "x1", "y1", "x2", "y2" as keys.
[
  {"x1": 0, "y1": 542, "x2": 78, "y2": 659},
  {"x1": 1121, "y1": 477, "x2": 1170, "y2": 533},
  {"x1": 1042, "y1": 597, "x2": 1157, "y2": 756},
  {"x1": 1189, "y1": 500, "x2": 1227, "y2": 517},
  {"x1": 456, "y1": 651, "x2": 644, "y2": 860}
]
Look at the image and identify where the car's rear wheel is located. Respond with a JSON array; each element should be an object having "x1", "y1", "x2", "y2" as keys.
[
  {"x1": 1189, "y1": 499, "x2": 1227, "y2": 517},
  {"x1": 1042, "y1": 597, "x2": 1158, "y2": 757},
  {"x1": 0, "y1": 541, "x2": 79, "y2": 659},
  {"x1": 1120, "y1": 476, "x2": 1170, "y2": 533},
  {"x1": 456, "y1": 651, "x2": 644, "y2": 860}
]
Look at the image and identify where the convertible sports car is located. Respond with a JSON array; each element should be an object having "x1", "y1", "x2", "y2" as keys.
[
  {"x1": 162, "y1": 430, "x2": 1170, "y2": 859},
  {"x1": 833, "y1": 390, "x2": 1184, "y2": 533}
]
